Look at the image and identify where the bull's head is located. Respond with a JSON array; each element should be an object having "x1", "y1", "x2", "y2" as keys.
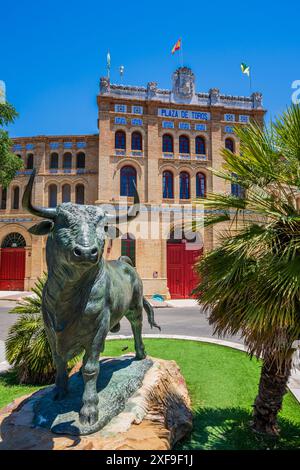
[{"x1": 22, "y1": 170, "x2": 140, "y2": 267}]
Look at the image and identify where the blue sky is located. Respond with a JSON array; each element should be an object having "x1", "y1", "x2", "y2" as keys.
[{"x1": 2, "y1": 0, "x2": 300, "y2": 137}]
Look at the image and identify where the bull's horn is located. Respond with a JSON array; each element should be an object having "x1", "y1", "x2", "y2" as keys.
[
  {"x1": 106, "y1": 181, "x2": 140, "y2": 224},
  {"x1": 22, "y1": 169, "x2": 56, "y2": 220}
]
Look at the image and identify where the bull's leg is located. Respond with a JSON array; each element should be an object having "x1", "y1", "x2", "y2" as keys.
[
  {"x1": 79, "y1": 316, "x2": 110, "y2": 426},
  {"x1": 127, "y1": 306, "x2": 146, "y2": 360},
  {"x1": 53, "y1": 354, "x2": 68, "y2": 400}
]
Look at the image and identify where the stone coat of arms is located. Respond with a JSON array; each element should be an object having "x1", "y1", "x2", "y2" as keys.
[{"x1": 172, "y1": 67, "x2": 195, "y2": 101}]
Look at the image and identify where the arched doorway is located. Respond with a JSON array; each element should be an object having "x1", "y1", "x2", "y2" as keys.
[
  {"x1": 0, "y1": 233, "x2": 26, "y2": 290},
  {"x1": 167, "y1": 232, "x2": 203, "y2": 299}
]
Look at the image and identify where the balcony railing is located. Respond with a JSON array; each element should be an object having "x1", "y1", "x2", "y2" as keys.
[
  {"x1": 179, "y1": 154, "x2": 191, "y2": 160},
  {"x1": 16, "y1": 170, "x2": 34, "y2": 175},
  {"x1": 195, "y1": 154, "x2": 207, "y2": 161},
  {"x1": 162, "y1": 153, "x2": 174, "y2": 159},
  {"x1": 115, "y1": 149, "x2": 126, "y2": 156},
  {"x1": 131, "y1": 150, "x2": 143, "y2": 157}
]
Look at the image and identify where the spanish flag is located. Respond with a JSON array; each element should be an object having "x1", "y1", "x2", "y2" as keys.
[{"x1": 171, "y1": 38, "x2": 181, "y2": 54}]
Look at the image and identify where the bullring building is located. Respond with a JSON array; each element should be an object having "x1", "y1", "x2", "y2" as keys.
[{"x1": 0, "y1": 67, "x2": 265, "y2": 298}]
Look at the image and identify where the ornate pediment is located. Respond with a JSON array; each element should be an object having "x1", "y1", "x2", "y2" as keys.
[{"x1": 172, "y1": 67, "x2": 195, "y2": 102}]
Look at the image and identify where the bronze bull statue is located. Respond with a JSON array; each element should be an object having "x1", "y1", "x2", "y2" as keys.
[{"x1": 22, "y1": 170, "x2": 160, "y2": 427}]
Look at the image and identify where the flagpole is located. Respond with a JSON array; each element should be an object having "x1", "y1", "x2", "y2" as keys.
[{"x1": 180, "y1": 37, "x2": 184, "y2": 67}]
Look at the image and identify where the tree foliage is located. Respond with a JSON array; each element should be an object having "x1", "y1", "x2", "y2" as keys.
[
  {"x1": 5, "y1": 275, "x2": 80, "y2": 385},
  {"x1": 194, "y1": 105, "x2": 300, "y2": 365},
  {"x1": 0, "y1": 102, "x2": 23, "y2": 188},
  {"x1": 192, "y1": 105, "x2": 300, "y2": 434}
]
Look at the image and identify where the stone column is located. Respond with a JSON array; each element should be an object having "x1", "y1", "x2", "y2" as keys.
[{"x1": 146, "y1": 114, "x2": 160, "y2": 204}]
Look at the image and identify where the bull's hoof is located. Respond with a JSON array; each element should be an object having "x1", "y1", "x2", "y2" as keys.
[
  {"x1": 79, "y1": 405, "x2": 99, "y2": 426},
  {"x1": 53, "y1": 386, "x2": 68, "y2": 401},
  {"x1": 135, "y1": 352, "x2": 146, "y2": 360}
]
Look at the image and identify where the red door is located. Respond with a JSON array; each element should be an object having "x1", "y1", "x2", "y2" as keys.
[
  {"x1": 167, "y1": 242, "x2": 202, "y2": 299},
  {"x1": 0, "y1": 248, "x2": 26, "y2": 291},
  {"x1": 167, "y1": 244, "x2": 185, "y2": 299},
  {"x1": 185, "y1": 248, "x2": 201, "y2": 298}
]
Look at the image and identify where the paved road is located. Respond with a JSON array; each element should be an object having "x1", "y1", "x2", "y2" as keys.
[{"x1": 0, "y1": 300, "x2": 242, "y2": 363}]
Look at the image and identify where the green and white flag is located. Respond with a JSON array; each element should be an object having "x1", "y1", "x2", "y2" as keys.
[
  {"x1": 106, "y1": 50, "x2": 111, "y2": 79},
  {"x1": 107, "y1": 51, "x2": 111, "y2": 70},
  {"x1": 241, "y1": 62, "x2": 250, "y2": 77}
]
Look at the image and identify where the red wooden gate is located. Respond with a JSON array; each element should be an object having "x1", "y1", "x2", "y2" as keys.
[
  {"x1": 167, "y1": 242, "x2": 202, "y2": 299},
  {"x1": 0, "y1": 248, "x2": 26, "y2": 291}
]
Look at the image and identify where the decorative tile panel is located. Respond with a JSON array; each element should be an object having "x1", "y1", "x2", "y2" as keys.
[
  {"x1": 63, "y1": 142, "x2": 72, "y2": 149},
  {"x1": 179, "y1": 154, "x2": 191, "y2": 160},
  {"x1": 114, "y1": 104, "x2": 127, "y2": 113},
  {"x1": 131, "y1": 105, "x2": 143, "y2": 115},
  {"x1": 162, "y1": 121, "x2": 174, "y2": 129},
  {"x1": 116, "y1": 149, "x2": 126, "y2": 156},
  {"x1": 239, "y1": 115, "x2": 250, "y2": 123},
  {"x1": 179, "y1": 122, "x2": 191, "y2": 130},
  {"x1": 195, "y1": 124, "x2": 207, "y2": 132},
  {"x1": 26, "y1": 143, "x2": 34, "y2": 150},
  {"x1": 115, "y1": 117, "x2": 127, "y2": 125},
  {"x1": 224, "y1": 114, "x2": 235, "y2": 122},
  {"x1": 225, "y1": 126, "x2": 234, "y2": 133},
  {"x1": 77, "y1": 142, "x2": 87, "y2": 148},
  {"x1": 13, "y1": 144, "x2": 23, "y2": 151},
  {"x1": 131, "y1": 118, "x2": 143, "y2": 126},
  {"x1": 163, "y1": 153, "x2": 174, "y2": 158},
  {"x1": 50, "y1": 142, "x2": 60, "y2": 149}
]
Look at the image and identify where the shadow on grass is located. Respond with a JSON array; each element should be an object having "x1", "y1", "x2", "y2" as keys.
[
  {"x1": 0, "y1": 369, "x2": 21, "y2": 387},
  {"x1": 176, "y1": 407, "x2": 300, "y2": 450}
]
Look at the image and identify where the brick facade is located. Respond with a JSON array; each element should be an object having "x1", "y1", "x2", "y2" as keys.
[{"x1": 0, "y1": 67, "x2": 266, "y2": 297}]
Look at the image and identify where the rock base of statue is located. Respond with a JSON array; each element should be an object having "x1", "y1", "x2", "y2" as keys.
[{"x1": 0, "y1": 355, "x2": 192, "y2": 450}]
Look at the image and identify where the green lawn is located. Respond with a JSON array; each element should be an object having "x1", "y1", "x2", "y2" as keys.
[{"x1": 1, "y1": 338, "x2": 300, "y2": 450}]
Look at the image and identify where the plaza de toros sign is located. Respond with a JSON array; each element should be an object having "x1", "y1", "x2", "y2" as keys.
[{"x1": 158, "y1": 108, "x2": 210, "y2": 121}]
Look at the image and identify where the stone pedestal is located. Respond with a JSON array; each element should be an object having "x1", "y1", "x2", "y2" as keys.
[{"x1": 0, "y1": 355, "x2": 192, "y2": 450}]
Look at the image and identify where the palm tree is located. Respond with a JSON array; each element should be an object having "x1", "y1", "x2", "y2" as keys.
[
  {"x1": 193, "y1": 104, "x2": 300, "y2": 436},
  {"x1": 5, "y1": 275, "x2": 79, "y2": 385}
]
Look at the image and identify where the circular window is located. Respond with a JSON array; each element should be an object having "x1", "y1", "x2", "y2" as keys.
[{"x1": 1, "y1": 233, "x2": 26, "y2": 248}]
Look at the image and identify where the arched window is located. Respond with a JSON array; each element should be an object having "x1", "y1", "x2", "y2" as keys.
[
  {"x1": 115, "y1": 130, "x2": 126, "y2": 149},
  {"x1": 121, "y1": 233, "x2": 136, "y2": 266},
  {"x1": 26, "y1": 153, "x2": 34, "y2": 170},
  {"x1": 75, "y1": 184, "x2": 85, "y2": 204},
  {"x1": 131, "y1": 132, "x2": 142, "y2": 151},
  {"x1": 225, "y1": 138, "x2": 235, "y2": 153},
  {"x1": 180, "y1": 172, "x2": 190, "y2": 199},
  {"x1": 162, "y1": 134, "x2": 174, "y2": 153},
  {"x1": 63, "y1": 153, "x2": 72, "y2": 170},
  {"x1": 62, "y1": 184, "x2": 71, "y2": 203},
  {"x1": 195, "y1": 137, "x2": 206, "y2": 155},
  {"x1": 1, "y1": 233, "x2": 26, "y2": 248},
  {"x1": 120, "y1": 166, "x2": 137, "y2": 197},
  {"x1": 50, "y1": 153, "x2": 59, "y2": 169},
  {"x1": 196, "y1": 172, "x2": 206, "y2": 198},
  {"x1": 162, "y1": 170, "x2": 174, "y2": 199},
  {"x1": 179, "y1": 135, "x2": 190, "y2": 154},
  {"x1": 76, "y1": 152, "x2": 85, "y2": 169},
  {"x1": 231, "y1": 173, "x2": 244, "y2": 198},
  {"x1": 0, "y1": 188, "x2": 7, "y2": 210},
  {"x1": 48, "y1": 185, "x2": 57, "y2": 208},
  {"x1": 12, "y1": 187, "x2": 20, "y2": 210}
]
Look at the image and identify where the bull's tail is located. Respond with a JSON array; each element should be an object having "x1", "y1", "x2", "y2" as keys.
[{"x1": 143, "y1": 298, "x2": 161, "y2": 331}]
